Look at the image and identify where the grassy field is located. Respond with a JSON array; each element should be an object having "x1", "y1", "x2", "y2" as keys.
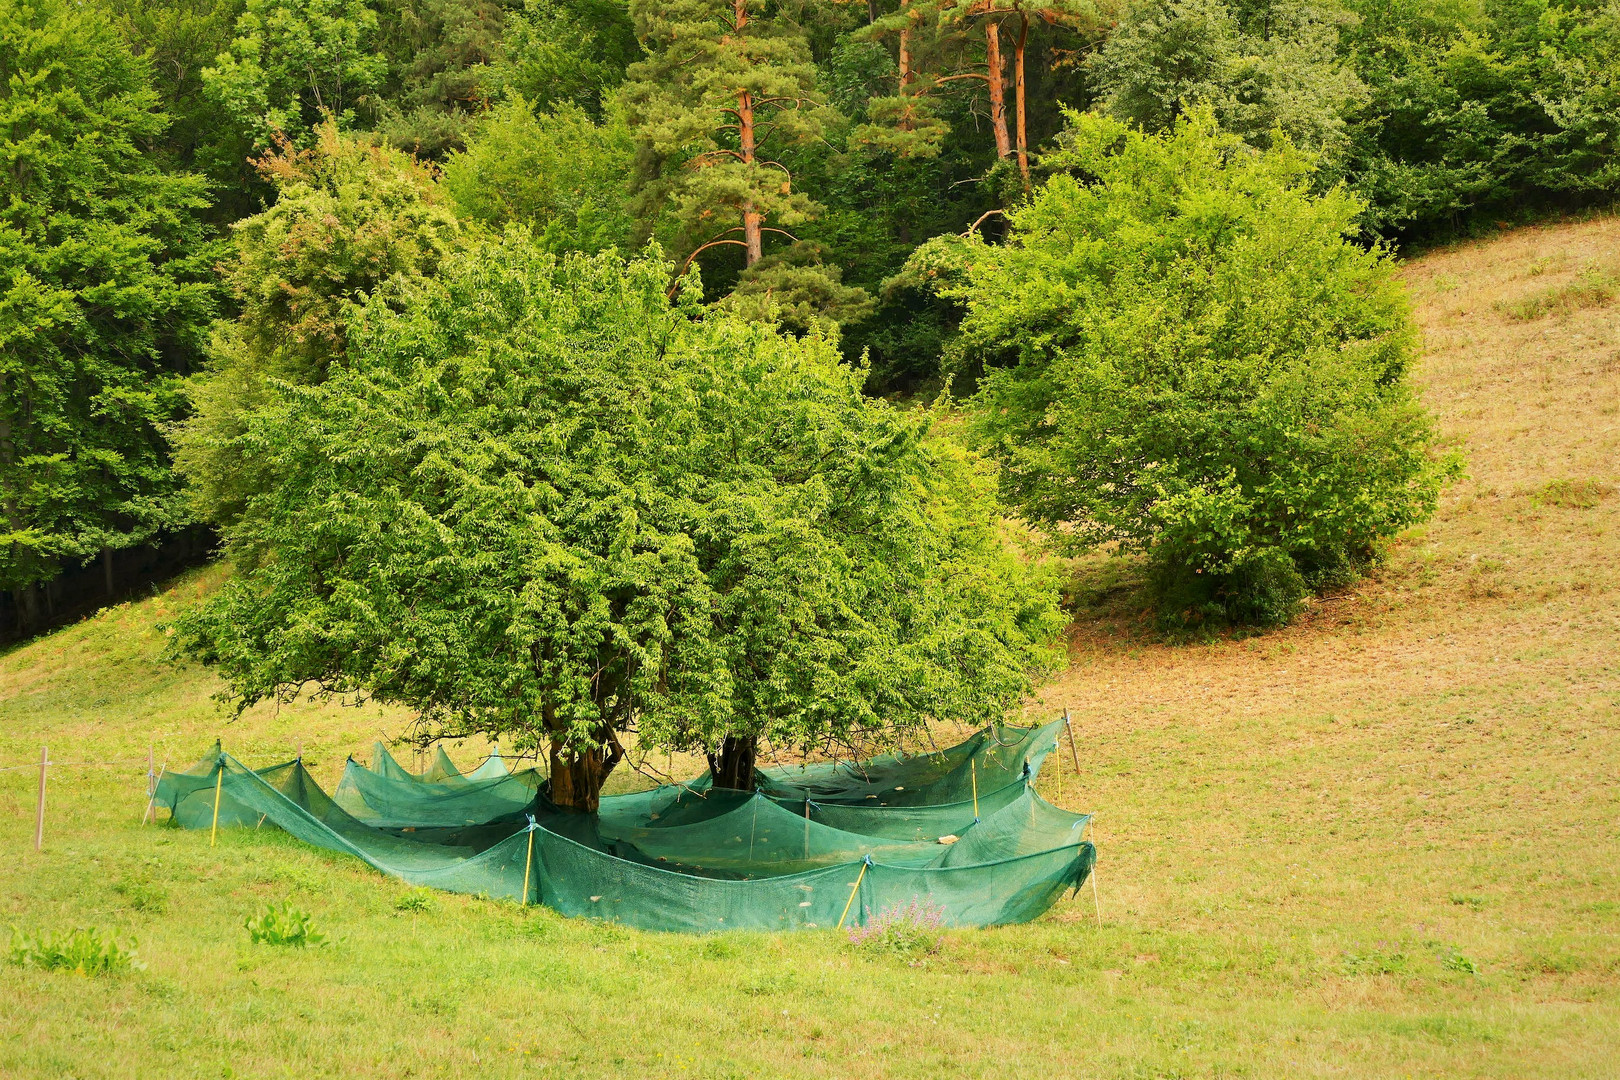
[{"x1": 0, "y1": 217, "x2": 1617, "y2": 1078}]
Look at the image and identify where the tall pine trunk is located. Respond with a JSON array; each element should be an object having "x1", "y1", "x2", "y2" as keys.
[
  {"x1": 1013, "y1": 14, "x2": 1030, "y2": 187},
  {"x1": 987, "y1": 21, "x2": 1012, "y2": 159},
  {"x1": 736, "y1": 0, "x2": 763, "y2": 266},
  {"x1": 708, "y1": 735, "x2": 758, "y2": 792}
]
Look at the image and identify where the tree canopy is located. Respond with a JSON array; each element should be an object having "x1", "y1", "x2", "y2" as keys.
[
  {"x1": 0, "y1": 0, "x2": 216, "y2": 625},
  {"x1": 172, "y1": 125, "x2": 462, "y2": 528},
  {"x1": 952, "y1": 111, "x2": 1453, "y2": 628},
  {"x1": 171, "y1": 237, "x2": 1063, "y2": 807}
]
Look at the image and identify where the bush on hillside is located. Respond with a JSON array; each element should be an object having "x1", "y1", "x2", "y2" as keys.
[{"x1": 953, "y1": 111, "x2": 1455, "y2": 632}]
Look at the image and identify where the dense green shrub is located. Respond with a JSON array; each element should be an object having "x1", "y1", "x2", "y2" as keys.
[
  {"x1": 440, "y1": 96, "x2": 635, "y2": 252},
  {"x1": 954, "y1": 111, "x2": 1454, "y2": 631},
  {"x1": 1341, "y1": 0, "x2": 1620, "y2": 241}
]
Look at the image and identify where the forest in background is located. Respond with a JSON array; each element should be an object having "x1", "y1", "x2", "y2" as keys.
[{"x1": 3, "y1": 0, "x2": 1618, "y2": 638}]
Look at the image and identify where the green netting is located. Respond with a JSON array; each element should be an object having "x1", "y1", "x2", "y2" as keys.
[{"x1": 155, "y1": 720, "x2": 1095, "y2": 933}]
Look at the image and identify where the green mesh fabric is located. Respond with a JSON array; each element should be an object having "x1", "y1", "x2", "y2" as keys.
[{"x1": 155, "y1": 721, "x2": 1095, "y2": 932}]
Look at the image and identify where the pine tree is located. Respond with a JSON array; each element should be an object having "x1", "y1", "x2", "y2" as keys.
[{"x1": 623, "y1": 0, "x2": 831, "y2": 270}]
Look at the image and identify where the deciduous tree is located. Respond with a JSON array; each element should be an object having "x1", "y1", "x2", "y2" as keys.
[
  {"x1": 172, "y1": 237, "x2": 1062, "y2": 806},
  {"x1": 172, "y1": 125, "x2": 460, "y2": 528},
  {"x1": 0, "y1": 0, "x2": 216, "y2": 628},
  {"x1": 953, "y1": 111, "x2": 1452, "y2": 629}
]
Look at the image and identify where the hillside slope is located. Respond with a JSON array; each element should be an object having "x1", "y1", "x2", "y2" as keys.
[{"x1": 0, "y1": 218, "x2": 1615, "y2": 1079}]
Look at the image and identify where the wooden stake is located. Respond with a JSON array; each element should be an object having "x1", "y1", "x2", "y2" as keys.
[
  {"x1": 971, "y1": 759, "x2": 979, "y2": 820},
  {"x1": 836, "y1": 859, "x2": 869, "y2": 930},
  {"x1": 209, "y1": 759, "x2": 224, "y2": 848},
  {"x1": 521, "y1": 826, "x2": 535, "y2": 905},
  {"x1": 143, "y1": 764, "x2": 166, "y2": 825},
  {"x1": 1064, "y1": 709, "x2": 1081, "y2": 774},
  {"x1": 1091, "y1": 862, "x2": 1102, "y2": 925},
  {"x1": 33, "y1": 745, "x2": 47, "y2": 852},
  {"x1": 804, "y1": 799, "x2": 811, "y2": 860}
]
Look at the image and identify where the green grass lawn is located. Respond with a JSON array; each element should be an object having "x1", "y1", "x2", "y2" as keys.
[{"x1": 0, "y1": 219, "x2": 1617, "y2": 1078}]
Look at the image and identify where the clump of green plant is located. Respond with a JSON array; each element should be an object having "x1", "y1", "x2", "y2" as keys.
[
  {"x1": 1439, "y1": 948, "x2": 1479, "y2": 975},
  {"x1": 245, "y1": 902, "x2": 327, "y2": 947},
  {"x1": 8, "y1": 927, "x2": 144, "y2": 976},
  {"x1": 847, "y1": 898, "x2": 945, "y2": 962},
  {"x1": 394, "y1": 888, "x2": 436, "y2": 914},
  {"x1": 113, "y1": 876, "x2": 169, "y2": 914},
  {"x1": 1531, "y1": 478, "x2": 1613, "y2": 509},
  {"x1": 1496, "y1": 264, "x2": 1617, "y2": 321},
  {"x1": 952, "y1": 111, "x2": 1454, "y2": 634},
  {"x1": 1342, "y1": 948, "x2": 1408, "y2": 975}
]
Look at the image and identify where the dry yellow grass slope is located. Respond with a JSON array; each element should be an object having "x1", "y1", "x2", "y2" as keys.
[
  {"x1": 0, "y1": 217, "x2": 1614, "y2": 1079},
  {"x1": 1032, "y1": 214, "x2": 1620, "y2": 1069}
]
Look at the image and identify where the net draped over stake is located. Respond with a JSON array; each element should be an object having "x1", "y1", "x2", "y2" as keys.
[{"x1": 154, "y1": 720, "x2": 1097, "y2": 932}]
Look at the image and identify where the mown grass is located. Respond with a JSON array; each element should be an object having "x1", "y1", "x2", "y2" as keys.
[{"x1": 0, "y1": 218, "x2": 1617, "y2": 1077}]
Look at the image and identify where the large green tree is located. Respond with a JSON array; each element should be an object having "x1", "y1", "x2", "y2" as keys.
[
  {"x1": 951, "y1": 110, "x2": 1452, "y2": 629},
  {"x1": 0, "y1": 0, "x2": 216, "y2": 628},
  {"x1": 202, "y1": 0, "x2": 388, "y2": 150},
  {"x1": 171, "y1": 124, "x2": 461, "y2": 528},
  {"x1": 172, "y1": 237, "x2": 1062, "y2": 807},
  {"x1": 94, "y1": 0, "x2": 262, "y2": 222}
]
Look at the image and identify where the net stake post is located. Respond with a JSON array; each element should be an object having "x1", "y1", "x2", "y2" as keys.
[
  {"x1": 836, "y1": 856, "x2": 871, "y2": 930},
  {"x1": 34, "y1": 745, "x2": 47, "y2": 853},
  {"x1": 1091, "y1": 858, "x2": 1102, "y2": 926},
  {"x1": 1064, "y1": 708, "x2": 1081, "y2": 774},
  {"x1": 143, "y1": 763, "x2": 166, "y2": 826},
  {"x1": 521, "y1": 814, "x2": 537, "y2": 906},
  {"x1": 209, "y1": 756, "x2": 224, "y2": 848},
  {"x1": 971, "y1": 759, "x2": 979, "y2": 820},
  {"x1": 804, "y1": 799, "x2": 810, "y2": 860}
]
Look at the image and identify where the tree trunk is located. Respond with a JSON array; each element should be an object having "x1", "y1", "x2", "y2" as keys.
[
  {"x1": 735, "y1": 0, "x2": 763, "y2": 267},
  {"x1": 707, "y1": 735, "x2": 757, "y2": 792},
  {"x1": 17, "y1": 583, "x2": 39, "y2": 634},
  {"x1": 1014, "y1": 14, "x2": 1030, "y2": 187},
  {"x1": 102, "y1": 545, "x2": 114, "y2": 597},
  {"x1": 548, "y1": 738, "x2": 621, "y2": 813},
  {"x1": 739, "y1": 88, "x2": 763, "y2": 266},
  {"x1": 987, "y1": 22, "x2": 1012, "y2": 159},
  {"x1": 898, "y1": 0, "x2": 913, "y2": 93}
]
